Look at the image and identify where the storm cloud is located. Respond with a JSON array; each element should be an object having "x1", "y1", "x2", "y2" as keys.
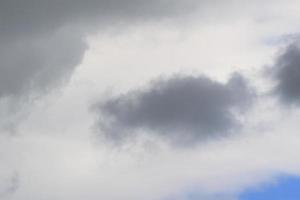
[
  {"x1": 0, "y1": 0, "x2": 199, "y2": 98},
  {"x1": 94, "y1": 73, "x2": 254, "y2": 146},
  {"x1": 272, "y1": 41, "x2": 300, "y2": 105}
]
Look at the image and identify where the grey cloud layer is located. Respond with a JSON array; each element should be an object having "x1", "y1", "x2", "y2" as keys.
[
  {"x1": 0, "y1": 0, "x2": 199, "y2": 98},
  {"x1": 272, "y1": 41, "x2": 300, "y2": 105},
  {"x1": 0, "y1": 0, "x2": 200, "y2": 35},
  {"x1": 94, "y1": 73, "x2": 254, "y2": 146}
]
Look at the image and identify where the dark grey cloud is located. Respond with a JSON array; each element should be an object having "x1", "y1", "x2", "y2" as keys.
[
  {"x1": 272, "y1": 41, "x2": 300, "y2": 105},
  {"x1": 0, "y1": 0, "x2": 200, "y2": 99},
  {"x1": 93, "y1": 73, "x2": 254, "y2": 146},
  {"x1": 0, "y1": 29, "x2": 86, "y2": 98}
]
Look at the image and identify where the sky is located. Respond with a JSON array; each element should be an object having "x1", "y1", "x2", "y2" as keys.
[
  {"x1": 240, "y1": 176, "x2": 300, "y2": 200},
  {"x1": 1, "y1": 0, "x2": 300, "y2": 199}
]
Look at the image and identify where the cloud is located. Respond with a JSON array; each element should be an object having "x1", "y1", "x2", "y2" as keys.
[
  {"x1": 93, "y1": 73, "x2": 254, "y2": 146},
  {"x1": 0, "y1": 0, "x2": 201, "y2": 99},
  {"x1": 272, "y1": 41, "x2": 300, "y2": 105}
]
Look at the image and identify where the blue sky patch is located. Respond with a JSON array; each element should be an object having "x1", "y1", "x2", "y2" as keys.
[{"x1": 240, "y1": 175, "x2": 300, "y2": 200}]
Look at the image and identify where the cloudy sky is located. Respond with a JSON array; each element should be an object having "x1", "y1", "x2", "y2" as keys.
[{"x1": 1, "y1": 0, "x2": 300, "y2": 199}]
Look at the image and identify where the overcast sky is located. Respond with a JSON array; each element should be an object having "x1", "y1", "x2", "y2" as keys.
[{"x1": 1, "y1": 0, "x2": 300, "y2": 199}]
